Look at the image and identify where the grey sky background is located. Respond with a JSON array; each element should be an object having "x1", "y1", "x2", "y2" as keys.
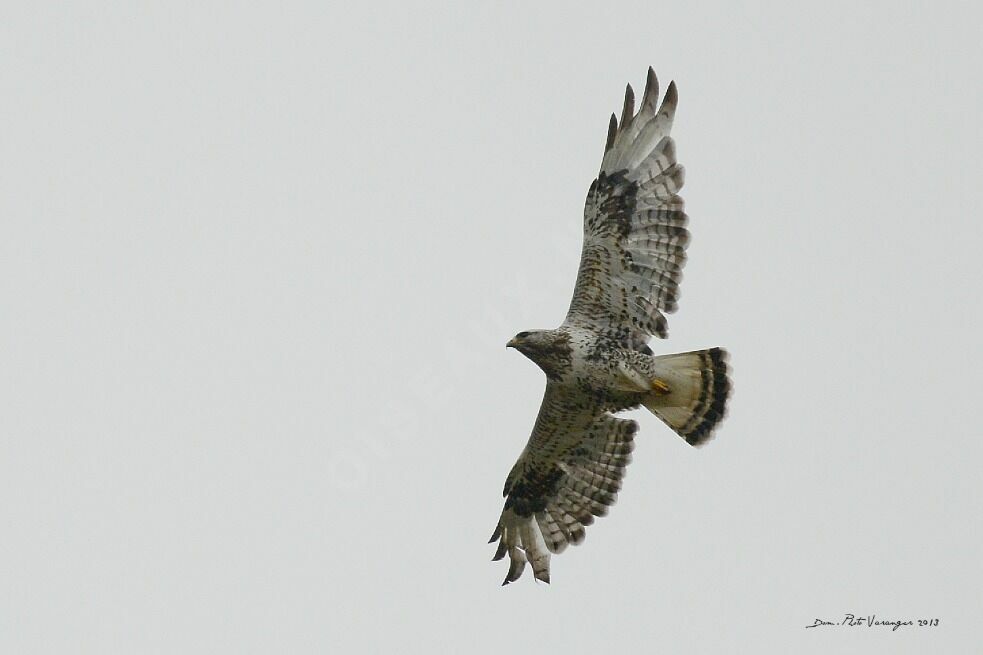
[{"x1": 2, "y1": 2, "x2": 981, "y2": 653}]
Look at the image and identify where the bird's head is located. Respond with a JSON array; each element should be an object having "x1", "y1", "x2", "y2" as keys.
[
  {"x1": 506, "y1": 330, "x2": 548, "y2": 352},
  {"x1": 506, "y1": 330, "x2": 572, "y2": 379}
]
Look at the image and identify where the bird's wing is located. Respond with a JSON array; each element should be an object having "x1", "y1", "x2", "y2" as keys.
[
  {"x1": 564, "y1": 67, "x2": 688, "y2": 342},
  {"x1": 489, "y1": 383, "x2": 638, "y2": 585}
]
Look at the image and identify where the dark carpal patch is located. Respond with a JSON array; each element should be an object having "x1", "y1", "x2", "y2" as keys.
[
  {"x1": 584, "y1": 171, "x2": 639, "y2": 245},
  {"x1": 503, "y1": 466, "x2": 564, "y2": 516}
]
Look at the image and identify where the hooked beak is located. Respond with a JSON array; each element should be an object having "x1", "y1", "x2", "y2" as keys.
[{"x1": 506, "y1": 337, "x2": 520, "y2": 349}]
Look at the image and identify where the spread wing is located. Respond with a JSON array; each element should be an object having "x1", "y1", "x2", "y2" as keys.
[
  {"x1": 564, "y1": 67, "x2": 688, "y2": 341},
  {"x1": 489, "y1": 383, "x2": 637, "y2": 585}
]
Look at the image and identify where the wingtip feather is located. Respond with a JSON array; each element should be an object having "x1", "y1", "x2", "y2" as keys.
[
  {"x1": 662, "y1": 80, "x2": 678, "y2": 114},
  {"x1": 620, "y1": 83, "x2": 635, "y2": 129},
  {"x1": 643, "y1": 67, "x2": 659, "y2": 108},
  {"x1": 604, "y1": 113, "x2": 618, "y2": 152}
]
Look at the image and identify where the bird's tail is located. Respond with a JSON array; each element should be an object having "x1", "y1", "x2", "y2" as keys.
[{"x1": 642, "y1": 348, "x2": 730, "y2": 446}]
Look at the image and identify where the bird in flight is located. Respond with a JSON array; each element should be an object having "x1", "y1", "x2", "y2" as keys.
[{"x1": 490, "y1": 68, "x2": 731, "y2": 585}]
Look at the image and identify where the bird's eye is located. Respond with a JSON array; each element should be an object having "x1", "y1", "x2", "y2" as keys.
[{"x1": 516, "y1": 331, "x2": 531, "y2": 339}]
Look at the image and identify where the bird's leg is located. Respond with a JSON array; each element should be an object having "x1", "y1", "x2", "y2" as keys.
[
  {"x1": 614, "y1": 360, "x2": 672, "y2": 395},
  {"x1": 613, "y1": 362, "x2": 651, "y2": 392},
  {"x1": 650, "y1": 379, "x2": 671, "y2": 395},
  {"x1": 616, "y1": 352, "x2": 672, "y2": 395}
]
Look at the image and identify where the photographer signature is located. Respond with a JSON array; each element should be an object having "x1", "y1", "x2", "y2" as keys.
[{"x1": 805, "y1": 614, "x2": 939, "y2": 631}]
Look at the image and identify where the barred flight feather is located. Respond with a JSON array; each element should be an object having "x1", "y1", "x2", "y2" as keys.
[
  {"x1": 566, "y1": 68, "x2": 690, "y2": 341},
  {"x1": 489, "y1": 396, "x2": 637, "y2": 585}
]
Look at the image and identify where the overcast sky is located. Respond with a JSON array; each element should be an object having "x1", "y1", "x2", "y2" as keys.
[{"x1": 2, "y1": 2, "x2": 981, "y2": 653}]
